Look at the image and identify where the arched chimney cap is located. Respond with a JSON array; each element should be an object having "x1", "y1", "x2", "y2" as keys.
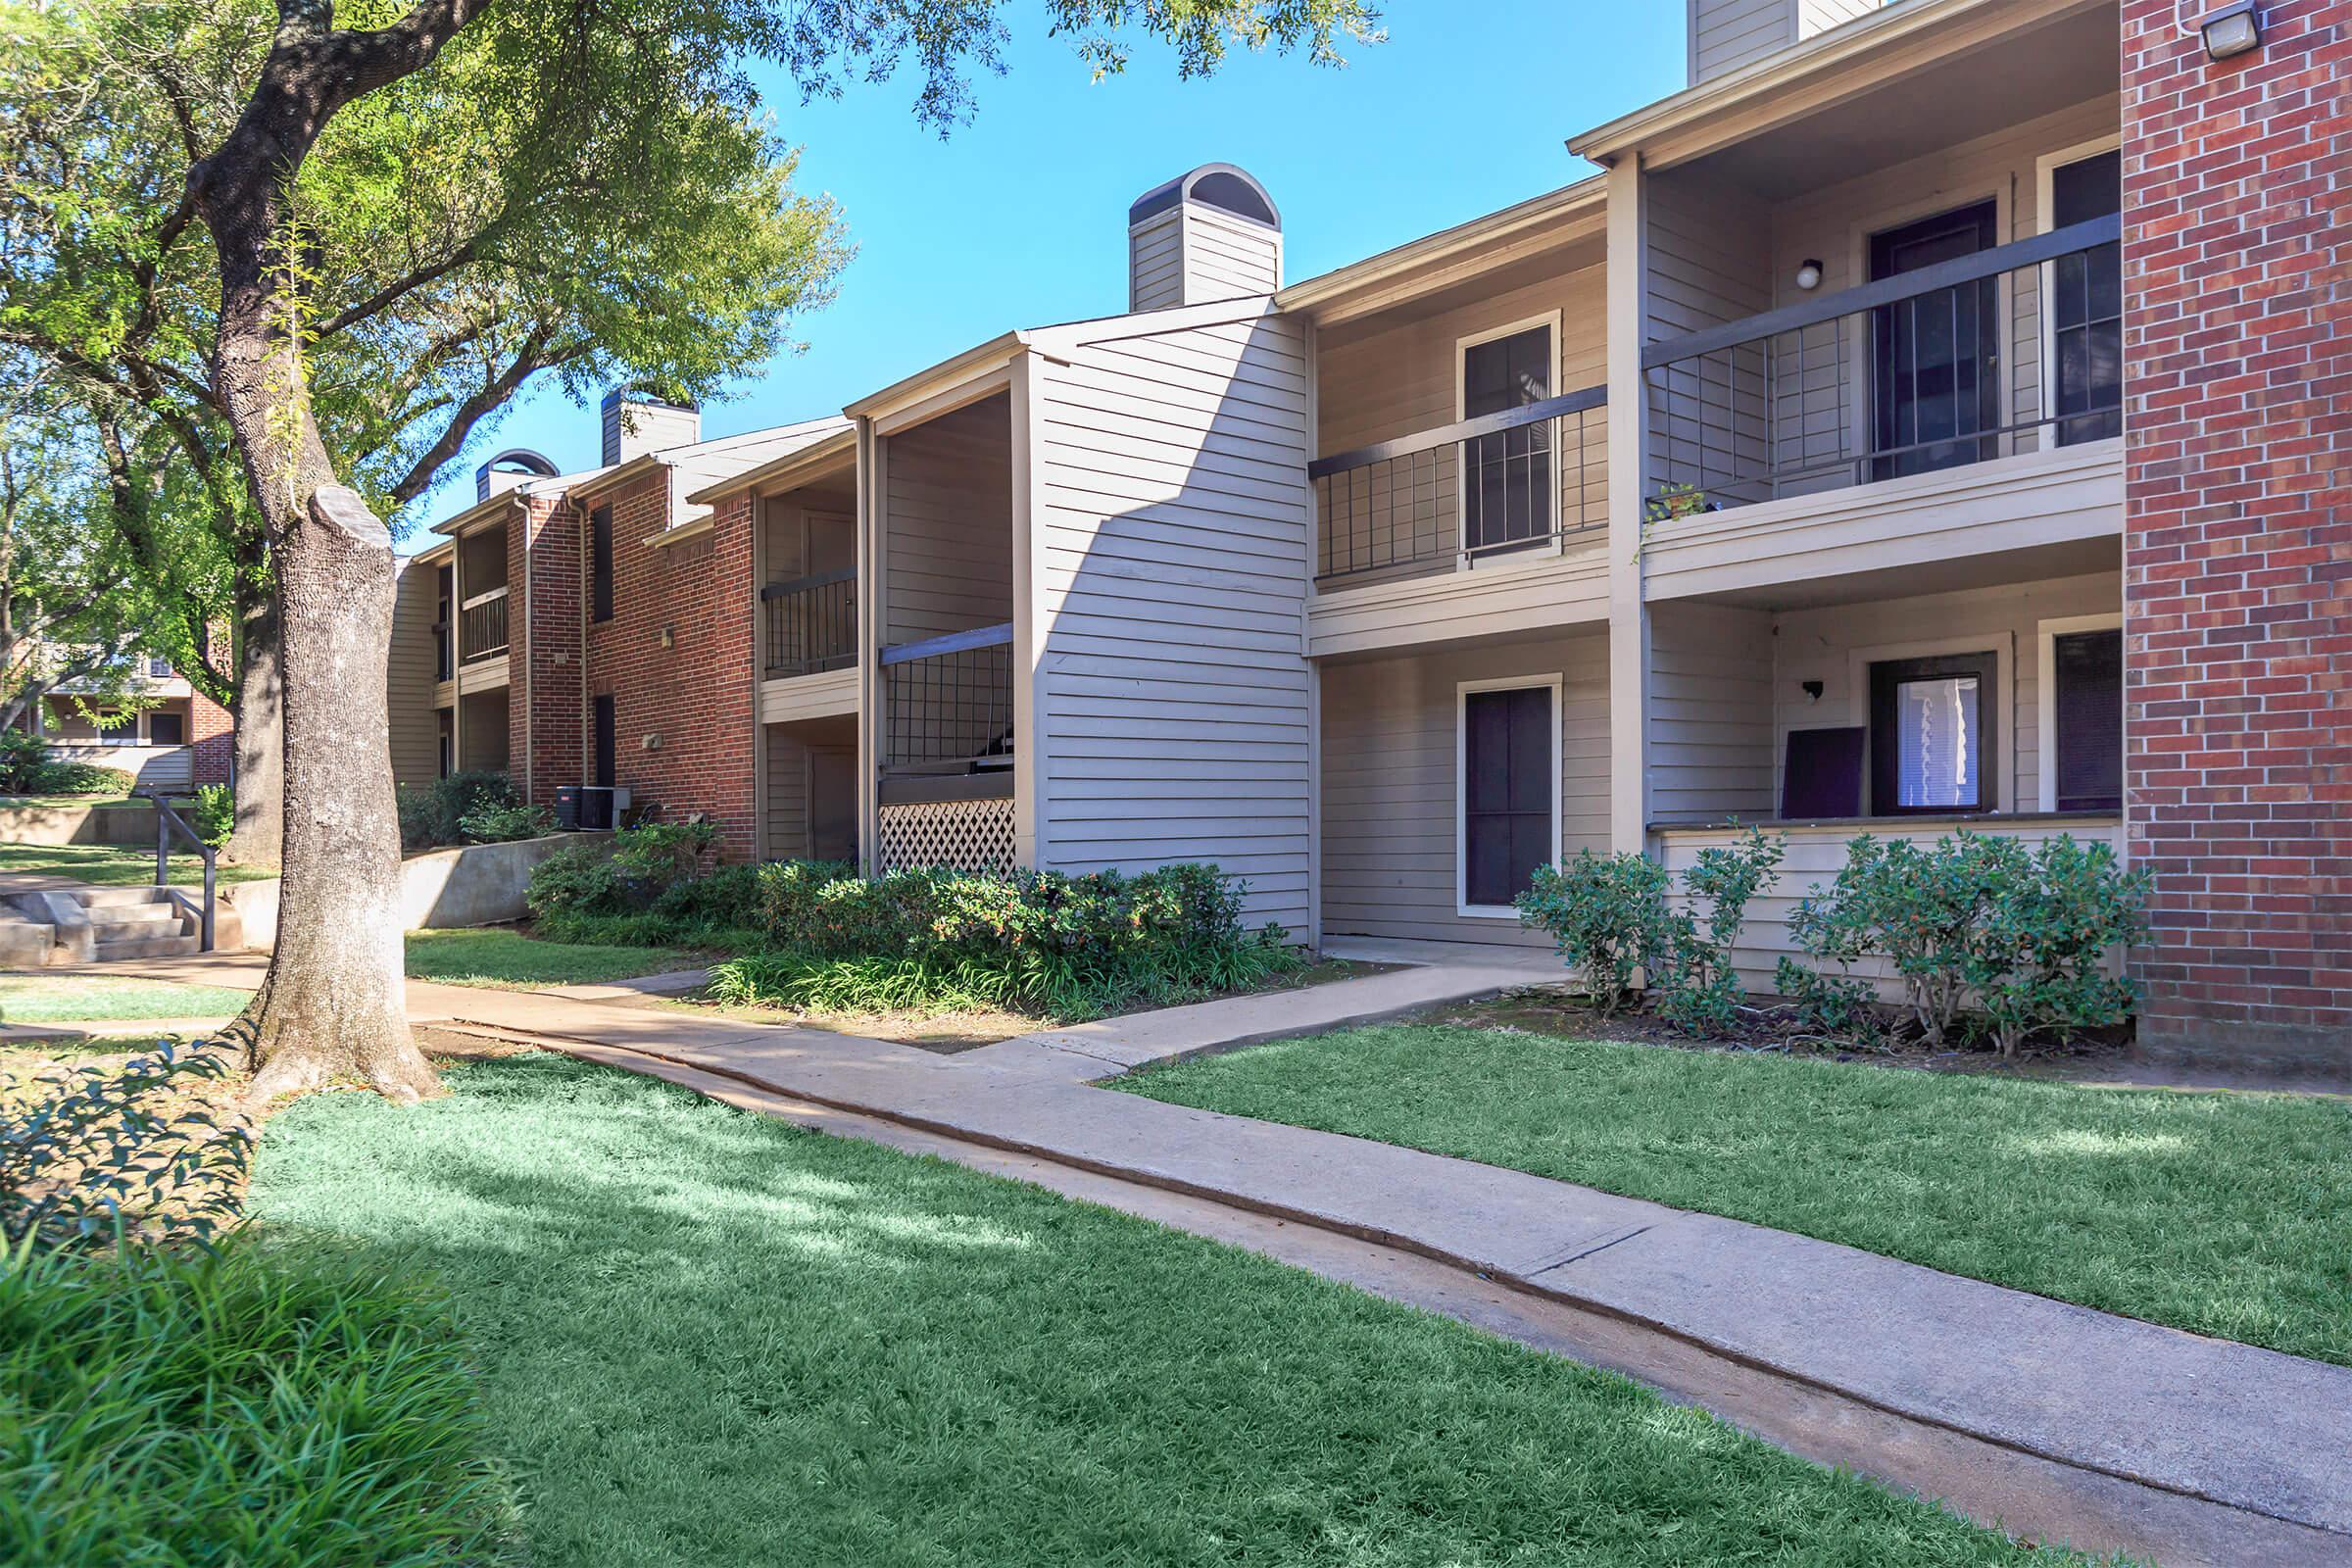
[
  {"x1": 479, "y1": 448, "x2": 560, "y2": 480},
  {"x1": 1129, "y1": 164, "x2": 1280, "y2": 231}
]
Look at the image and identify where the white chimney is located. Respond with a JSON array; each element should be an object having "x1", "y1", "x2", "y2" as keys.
[
  {"x1": 473, "y1": 448, "x2": 558, "y2": 503},
  {"x1": 1689, "y1": 0, "x2": 1886, "y2": 85},
  {"x1": 1127, "y1": 164, "x2": 1282, "y2": 313},
  {"x1": 601, "y1": 389, "x2": 701, "y2": 466}
]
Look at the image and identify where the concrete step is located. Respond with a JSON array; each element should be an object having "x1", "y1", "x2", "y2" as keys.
[
  {"x1": 92, "y1": 933, "x2": 201, "y2": 961},
  {"x1": 74, "y1": 886, "x2": 173, "y2": 909},
  {"x1": 87, "y1": 905, "x2": 184, "y2": 931}
]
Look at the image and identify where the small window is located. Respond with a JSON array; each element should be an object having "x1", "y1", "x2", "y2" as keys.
[
  {"x1": 1869, "y1": 653, "x2": 1997, "y2": 815},
  {"x1": 592, "y1": 694, "x2": 616, "y2": 789},
  {"x1": 590, "y1": 505, "x2": 614, "y2": 622},
  {"x1": 147, "y1": 711, "x2": 186, "y2": 746},
  {"x1": 2051, "y1": 628, "x2": 2122, "y2": 811},
  {"x1": 147, "y1": 656, "x2": 173, "y2": 678},
  {"x1": 2049, "y1": 149, "x2": 2123, "y2": 447},
  {"x1": 1460, "y1": 683, "x2": 1555, "y2": 911}
]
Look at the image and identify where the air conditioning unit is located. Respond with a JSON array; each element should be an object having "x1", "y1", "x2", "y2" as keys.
[{"x1": 556, "y1": 785, "x2": 631, "y2": 831}]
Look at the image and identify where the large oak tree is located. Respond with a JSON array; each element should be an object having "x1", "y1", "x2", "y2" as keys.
[{"x1": 3, "y1": 0, "x2": 1379, "y2": 1102}]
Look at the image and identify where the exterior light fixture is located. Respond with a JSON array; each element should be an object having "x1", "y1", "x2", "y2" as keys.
[
  {"x1": 1794, "y1": 258, "x2": 1825, "y2": 292},
  {"x1": 2198, "y1": 1, "x2": 2261, "y2": 60}
]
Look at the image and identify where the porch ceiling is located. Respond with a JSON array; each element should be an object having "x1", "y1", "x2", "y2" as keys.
[
  {"x1": 1686, "y1": 535, "x2": 2119, "y2": 612},
  {"x1": 1673, "y1": 6, "x2": 2118, "y2": 202}
]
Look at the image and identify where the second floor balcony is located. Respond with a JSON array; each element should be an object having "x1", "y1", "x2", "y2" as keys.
[
  {"x1": 877, "y1": 622, "x2": 1012, "y2": 805},
  {"x1": 761, "y1": 567, "x2": 858, "y2": 679},
  {"x1": 459, "y1": 585, "x2": 509, "y2": 664}
]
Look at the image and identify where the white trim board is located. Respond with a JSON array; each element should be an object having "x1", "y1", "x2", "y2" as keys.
[{"x1": 1454, "y1": 673, "x2": 1564, "y2": 920}]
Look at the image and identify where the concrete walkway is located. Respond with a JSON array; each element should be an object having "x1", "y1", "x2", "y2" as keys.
[{"x1": 70, "y1": 945, "x2": 2352, "y2": 1566}]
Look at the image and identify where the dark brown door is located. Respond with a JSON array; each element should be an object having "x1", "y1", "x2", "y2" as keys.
[
  {"x1": 1460, "y1": 325, "x2": 1553, "y2": 558},
  {"x1": 807, "y1": 744, "x2": 858, "y2": 863},
  {"x1": 1871, "y1": 201, "x2": 2000, "y2": 480},
  {"x1": 1462, "y1": 685, "x2": 1553, "y2": 908}
]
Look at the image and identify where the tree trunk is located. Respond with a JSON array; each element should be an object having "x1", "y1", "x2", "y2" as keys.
[
  {"x1": 240, "y1": 485, "x2": 434, "y2": 1102},
  {"x1": 225, "y1": 589, "x2": 283, "y2": 866}
]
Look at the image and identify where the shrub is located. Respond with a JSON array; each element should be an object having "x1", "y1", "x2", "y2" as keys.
[
  {"x1": 1, "y1": 1238, "x2": 512, "y2": 1563},
  {"x1": 526, "y1": 819, "x2": 717, "y2": 924},
  {"x1": 458, "y1": 799, "x2": 557, "y2": 844},
  {"x1": 1516, "y1": 851, "x2": 1670, "y2": 1017},
  {"x1": 1516, "y1": 828, "x2": 1784, "y2": 1036},
  {"x1": 0, "y1": 1041, "x2": 249, "y2": 1253},
  {"x1": 37, "y1": 760, "x2": 136, "y2": 796},
  {"x1": 1787, "y1": 832, "x2": 2147, "y2": 1054},
  {"x1": 396, "y1": 769, "x2": 515, "y2": 851},
  {"x1": 0, "y1": 728, "x2": 49, "y2": 792},
  {"x1": 191, "y1": 783, "x2": 234, "y2": 849}
]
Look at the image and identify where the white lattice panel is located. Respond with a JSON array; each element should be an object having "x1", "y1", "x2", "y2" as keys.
[{"x1": 876, "y1": 798, "x2": 1017, "y2": 871}]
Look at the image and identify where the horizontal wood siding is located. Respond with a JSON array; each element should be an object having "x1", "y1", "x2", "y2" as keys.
[
  {"x1": 1321, "y1": 632, "x2": 1609, "y2": 947},
  {"x1": 1660, "y1": 817, "x2": 2123, "y2": 995},
  {"x1": 1032, "y1": 316, "x2": 1313, "y2": 936},
  {"x1": 765, "y1": 724, "x2": 808, "y2": 862},
  {"x1": 1316, "y1": 260, "x2": 1608, "y2": 575},
  {"x1": 1183, "y1": 207, "x2": 1282, "y2": 302},
  {"x1": 1645, "y1": 171, "x2": 1773, "y2": 502},
  {"x1": 1691, "y1": 0, "x2": 1794, "y2": 82},
  {"x1": 388, "y1": 559, "x2": 444, "y2": 788},
  {"x1": 1798, "y1": 0, "x2": 1878, "y2": 39},
  {"x1": 1649, "y1": 602, "x2": 1776, "y2": 824},
  {"x1": 881, "y1": 395, "x2": 1013, "y2": 645}
]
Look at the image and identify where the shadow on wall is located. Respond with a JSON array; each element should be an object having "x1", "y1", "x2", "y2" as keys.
[{"x1": 223, "y1": 831, "x2": 609, "y2": 950}]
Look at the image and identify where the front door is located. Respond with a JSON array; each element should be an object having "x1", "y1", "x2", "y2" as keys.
[
  {"x1": 1459, "y1": 324, "x2": 1554, "y2": 559},
  {"x1": 807, "y1": 744, "x2": 858, "y2": 863},
  {"x1": 1871, "y1": 201, "x2": 2000, "y2": 480},
  {"x1": 1461, "y1": 684, "x2": 1554, "y2": 911}
]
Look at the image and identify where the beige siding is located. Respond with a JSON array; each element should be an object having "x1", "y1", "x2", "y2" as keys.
[
  {"x1": 1690, "y1": 0, "x2": 1794, "y2": 82},
  {"x1": 1321, "y1": 632, "x2": 1609, "y2": 947},
  {"x1": 388, "y1": 559, "x2": 443, "y2": 788},
  {"x1": 1649, "y1": 602, "x2": 1775, "y2": 824},
  {"x1": 1660, "y1": 817, "x2": 2123, "y2": 995},
  {"x1": 1032, "y1": 315, "x2": 1313, "y2": 937},
  {"x1": 1798, "y1": 0, "x2": 1878, "y2": 38},
  {"x1": 1769, "y1": 570, "x2": 2119, "y2": 818},
  {"x1": 763, "y1": 715, "x2": 857, "y2": 862},
  {"x1": 1644, "y1": 172, "x2": 1773, "y2": 503},
  {"x1": 1183, "y1": 207, "x2": 1282, "y2": 301},
  {"x1": 1314, "y1": 261, "x2": 1609, "y2": 579},
  {"x1": 1129, "y1": 209, "x2": 1185, "y2": 313},
  {"x1": 881, "y1": 395, "x2": 1013, "y2": 645}
]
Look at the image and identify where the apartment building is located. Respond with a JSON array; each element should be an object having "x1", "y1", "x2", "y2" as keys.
[
  {"x1": 24, "y1": 653, "x2": 233, "y2": 792},
  {"x1": 394, "y1": 0, "x2": 2348, "y2": 1068}
]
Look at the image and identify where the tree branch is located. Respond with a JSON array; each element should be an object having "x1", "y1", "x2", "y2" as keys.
[{"x1": 387, "y1": 324, "x2": 576, "y2": 506}]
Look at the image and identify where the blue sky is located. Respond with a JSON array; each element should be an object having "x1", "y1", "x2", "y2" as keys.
[{"x1": 411, "y1": 2, "x2": 1685, "y2": 525}]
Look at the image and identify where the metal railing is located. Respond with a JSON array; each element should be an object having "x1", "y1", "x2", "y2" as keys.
[
  {"x1": 459, "y1": 586, "x2": 509, "y2": 663},
  {"x1": 879, "y1": 622, "x2": 1013, "y2": 774},
  {"x1": 137, "y1": 790, "x2": 216, "y2": 953},
  {"x1": 1310, "y1": 386, "x2": 1608, "y2": 585},
  {"x1": 1642, "y1": 213, "x2": 2123, "y2": 515},
  {"x1": 761, "y1": 567, "x2": 858, "y2": 678}
]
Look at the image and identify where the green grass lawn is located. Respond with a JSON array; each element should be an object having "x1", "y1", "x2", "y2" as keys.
[
  {"x1": 0, "y1": 841, "x2": 273, "y2": 887},
  {"x1": 1121, "y1": 1027, "x2": 2352, "y2": 1367},
  {"x1": 405, "y1": 928, "x2": 696, "y2": 989},
  {"x1": 0, "y1": 973, "x2": 251, "y2": 1024},
  {"x1": 249, "y1": 1054, "x2": 2103, "y2": 1567}
]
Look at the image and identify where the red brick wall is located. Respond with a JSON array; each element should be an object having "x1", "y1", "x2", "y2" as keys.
[
  {"x1": 581, "y1": 476, "x2": 759, "y2": 859},
  {"x1": 2122, "y1": 0, "x2": 2351, "y2": 1064},
  {"x1": 188, "y1": 688, "x2": 233, "y2": 786},
  {"x1": 508, "y1": 493, "x2": 583, "y2": 807}
]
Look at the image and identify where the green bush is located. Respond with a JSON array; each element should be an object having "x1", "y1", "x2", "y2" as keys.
[
  {"x1": 191, "y1": 783, "x2": 234, "y2": 849},
  {"x1": 715, "y1": 860, "x2": 1297, "y2": 1020},
  {"x1": 0, "y1": 729, "x2": 49, "y2": 792},
  {"x1": 37, "y1": 760, "x2": 136, "y2": 796},
  {"x1": 526, "y1": 819, "x2": 717, "y2": 922},
  {"x1": 0, "y1": 1042, "x2": 248, "y2": 1253},
  {"x1": 1786, "y1": 831, "x2": 2147, "y2": 1054},
  {"x1": 0, "y1": 1238, "x2": 512, "y2": 1565},
  {"x1": 1516, "y1": 828, "x2": 1784, "y2": 1036},
  {"x1": 397, "y1": 769, "x2": 515, "y2": 851},
  {"x1": 457, "y1": 799, "x2": 556, "y2": 844}
]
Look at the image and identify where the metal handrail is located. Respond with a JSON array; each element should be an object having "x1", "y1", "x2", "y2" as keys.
[
  {"x1": 1309, "y1": 385, "x2": 1608, "y2": 479},
  {"x1": 1642, "y1": 213, "x2": 2122, "y2": 370},
  {"x1": 135, "y1": 790, "x2": 216, "y2": 953},
  {"x1": 879, "y1": 620, "x2": 1014, "y2": 667},
  {"x1": 758, "y1": 564, "x2": 857, "y2": 602}
]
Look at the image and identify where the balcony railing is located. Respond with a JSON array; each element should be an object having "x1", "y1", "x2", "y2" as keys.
[
  {"x1": 1310, "y1": 386, "x2": 1607, "y2": 587},
  {"x1": 1642, "y1": 214, "x2": 2123, "y2": 516},
  {"x1": 761, "y1": 567, "x2": 858, "y2": 678},
  {"x1": 459, "y1": 585, "x2": 509, "y2": 663},
  {"x1": 879, "y1": 622, "x2": 1012, "y2": 781}
]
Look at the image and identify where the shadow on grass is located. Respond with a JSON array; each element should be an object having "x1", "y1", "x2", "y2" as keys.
[{"x1": 248, "y1": 1054, "x2": 2105, "y2": 1568}]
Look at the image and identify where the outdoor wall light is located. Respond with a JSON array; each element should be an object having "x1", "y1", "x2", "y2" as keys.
[
  {"x1": 2198, "y1": 2, "x2": 2262, "y2": 60},
  {"x1": 1801, "y1": 680, "x2": 1825, "y2": 702},
  {"x1": 1793, "y1": 259, "x2": 1825, "y2": 292}
]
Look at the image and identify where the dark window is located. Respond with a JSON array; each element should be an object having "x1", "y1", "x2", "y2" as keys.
[
  {"x1": 592, "y1": 694, "x2": 616, "y2": 789},
  {"x1": 2052, "y1": 628, "x2": 2123, "y2": 811},
  {"x1": 1870, "y1": 201, "x2": 2000, "y2": 480},
  {"x1": 1869, "y1": 652, "x2": 1997, "y2": 815},
  {"x1": 590, "y1": 505, "x2": 614, "y2": 622},
  {"x1": 1462, "y1": 685, "x2": 1554, "y2": 907},
  {"x1": 2049, "y1": 149, "x2": 2123, "y2": 447},
  {"x1": 147, "y1": 711, "x2": 185, "y2": 746},
  {"x1": 1460, "y1": 325, "x2": 1553, "y2": 558}
]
